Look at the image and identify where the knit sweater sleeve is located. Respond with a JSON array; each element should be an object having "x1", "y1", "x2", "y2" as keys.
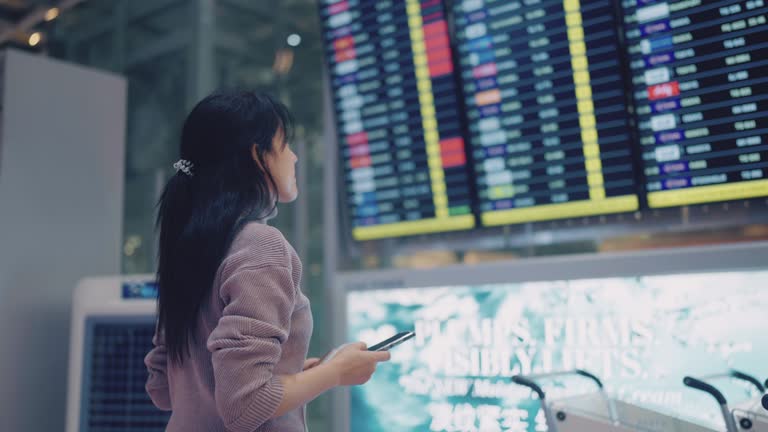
[
  {"x1": 144, "y1": 332, "x2": 172, "y2": 411},
  {"x1": 206, "y1": 227, "x2": 297, "y2": 432}
]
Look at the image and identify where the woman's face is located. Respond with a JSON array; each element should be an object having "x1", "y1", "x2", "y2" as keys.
[{"x1": 263, "y1": 128, "x2": 298, "y2": 202}]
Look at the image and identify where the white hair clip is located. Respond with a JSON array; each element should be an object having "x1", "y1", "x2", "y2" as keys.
[{"x1": 173, "y1": 159, "x2": 194, "y2": 177}]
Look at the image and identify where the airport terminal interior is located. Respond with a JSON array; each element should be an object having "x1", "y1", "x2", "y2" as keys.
[{"x1": 0, "y1": 0, "x2": 767, "y2": 431}]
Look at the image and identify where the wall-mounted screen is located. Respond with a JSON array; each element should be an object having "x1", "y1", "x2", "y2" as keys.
[
  {"x1": 454, "y1": 0, "x2": 639, "y2": 225},
  {"x1": 321, "y1": 0, "x2": 476, "y2": 240},
  {"x1": 621, "y1": 0, "x2": 768, "y2": 208},
  {"x1": 320, "y1": 0, "x2": 768, "y2": 239}
]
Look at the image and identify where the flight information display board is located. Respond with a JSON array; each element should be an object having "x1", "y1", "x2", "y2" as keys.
[
  {"x1": 622, "y1": 0, "x2": 768, "y2": 208},
  {"x1": 454, "y1": 0, "x2": 639, "y2": 226},
  {"x1": 319, "y1": 0, "x2": 768, "y2": 240},
  {"x1": 320, "y1": 0, "x2": 476, "y2": 240}
]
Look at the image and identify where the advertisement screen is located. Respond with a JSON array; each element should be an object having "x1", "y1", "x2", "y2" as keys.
[{"x1": 347, "y1": 270, "x2": 768, "y2": 431}]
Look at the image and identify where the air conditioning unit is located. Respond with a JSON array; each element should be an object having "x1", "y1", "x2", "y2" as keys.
[{"x1": 66, "y1": 276, "x2": 170, "y2": 432}]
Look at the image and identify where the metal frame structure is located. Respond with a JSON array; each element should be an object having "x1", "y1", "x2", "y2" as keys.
[
  {"x1": 683, "y1": 372, "x2": 768, "y2": 432},
  {"x1": 511, "y1": 370, "x2": 717, "y2": 432}
]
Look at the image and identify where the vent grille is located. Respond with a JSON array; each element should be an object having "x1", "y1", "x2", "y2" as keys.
[{"x1": 81, "y1": 318, "x2": 170, "y2": 431}]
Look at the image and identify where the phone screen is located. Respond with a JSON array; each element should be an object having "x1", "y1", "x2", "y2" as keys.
[{"x1": 367, "y1": 331, "x2": 415, "y2": 351}]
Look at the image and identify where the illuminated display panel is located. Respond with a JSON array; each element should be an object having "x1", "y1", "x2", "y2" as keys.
[
  {"x1": 453, "y1": 0, "x2": 639, "y2": 225},
  {"x1": 320, "y1": 0, "x2": 476, "y2": 240},
  {"x1": 320, "y1": 0, "x2": 768, "y2": 240},
  {"x1": 347, "y1": 270, "x2": 768, "y2": 431},
  {"x1": 622, "y1": 0, "x2": 768, "y2": 207}
]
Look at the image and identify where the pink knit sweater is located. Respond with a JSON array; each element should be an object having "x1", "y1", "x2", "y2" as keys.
[{"x1": 144, "y1": 221, "x2": 313, "y2": 431}]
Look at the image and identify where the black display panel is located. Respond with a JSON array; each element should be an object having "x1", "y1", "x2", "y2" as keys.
[
  {"x1": 320, "y1": 0, "x2": 476, "y2": 240},
  {"x1": 454, "y1": 0, "x2": 639, "y2": 226},
  {"x1": 318, "y1": 0, "x2": 768, "y2": 240},
  {"x1": 622, "y1": 0, "x2": 768, "y2": 208}
]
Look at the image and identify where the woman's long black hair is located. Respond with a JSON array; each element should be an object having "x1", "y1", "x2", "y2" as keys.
[{"x1": 156, "y1": 90, "x2": 293, "y2": 365}]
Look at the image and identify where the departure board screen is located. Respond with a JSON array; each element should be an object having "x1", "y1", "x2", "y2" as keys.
[
  {"x1": 319, "y1": 0, "x2": 768, "y2": 240},
  {"x1": 622, "y1": 0, "x2": 768, "y2": 207},
  {"x1": 320, "y1": 0, "x2": 476, "y2": 240},
  {"x1": 454, "y1": 0, "x2": 639, "y2": 226}
]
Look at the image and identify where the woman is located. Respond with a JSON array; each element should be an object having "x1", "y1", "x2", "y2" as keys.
[{"x1": 144, "y1": 91, "x2": 390, "y2": 431}]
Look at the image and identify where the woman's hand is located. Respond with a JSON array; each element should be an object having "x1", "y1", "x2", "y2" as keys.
[
  {"x1": 272, "y1": 343, "x2": 390, "y2": 418},
  {"x1": 325, "y1": 342, "x2": 390, "y2": 386},
  {"x1": 303, "y1": 357, "x2": 321, "y2": 371}
]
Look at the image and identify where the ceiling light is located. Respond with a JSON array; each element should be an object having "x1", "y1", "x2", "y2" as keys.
[
  {"x1": 287, "y1": 34, "x2": 301, "y2": 47},
  {"x1": 28, "y1": 32, "x2": 42, "y2": 47},
  {"x1": 45, "y1": 7, "x2": 60, "y2": 22}
]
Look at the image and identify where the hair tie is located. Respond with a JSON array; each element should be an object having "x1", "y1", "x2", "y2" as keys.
[{"x1": 173, "y1": 159, "x2": 194, "y2": 177}]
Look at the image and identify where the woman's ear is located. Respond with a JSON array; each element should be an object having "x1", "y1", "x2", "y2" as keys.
[{"x1": 251, "y1": 144, "x2": 265, "y2": 170}]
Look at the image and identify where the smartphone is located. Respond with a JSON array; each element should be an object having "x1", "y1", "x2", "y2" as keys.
[{"x1": 367, "y1": 331, "x2": 415, "y2": 351}]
